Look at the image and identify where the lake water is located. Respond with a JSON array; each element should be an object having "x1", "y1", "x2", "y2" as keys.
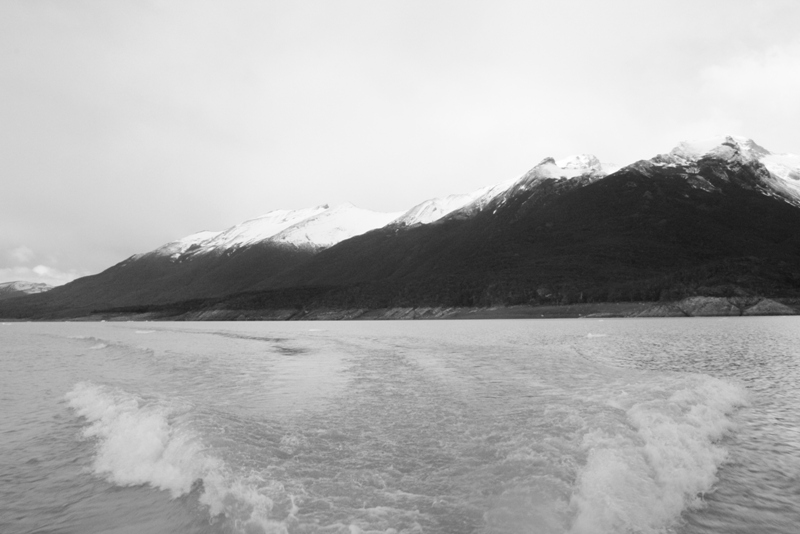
[{"x1": 1, "y1": 318, "x2": 798, "y2": 534}]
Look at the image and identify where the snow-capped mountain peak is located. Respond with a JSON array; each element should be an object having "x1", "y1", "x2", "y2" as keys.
[
  {"x1": 520, "y1": 153, "x2": 608, "y2": 181},
  {"x1": 392, "y1": 193, "x2": 484, "y2": 226},
  {"x1": 667, "y1": 135, "x2": 770, "y2": 165},
  {"x1": 556, "y1": 154, "x2": 602, "y2": 171},
  {"x1": 391, "y1": 180, "x2": 515, "y2": 227},
  {"x1": 0, "y1": 281, "x2": 53, "y2": 298},
  {"x1": 762, "y1": 153, "x2": 800, "y2": 183},
  {"x1": 648, "y1": 135, "x2": 800, "y2": 205},
  {"x1": 199, "y1": 205, "x2": 331, "y2": 253},
  {"x1": 270, "y1": 203, "x2": 404, "y2": 249},
  {"x1": 146, "y1": 203, "x2": 402, "y2": 260},
  {"x1": 137, "y1": 135, "x2": 799, "y2": 266},
  {"x1": 147, "y1": 230, "x2": 222, "y2": 260},
  {"x1": 393, "y1": 153, "x2": 616, "y2": 227}
]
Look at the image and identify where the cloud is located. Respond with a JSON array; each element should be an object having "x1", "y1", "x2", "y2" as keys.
[
  {"x1": 9, "y1": 246, "x2": 35, "y2": 263},
  {"x1": 700, "y1": 41, "x2": 800, "y2": 115},
  {"x1": 689, "y1": 39, "x2": 800, "y2": 152},
  {"x1": 0, "y1": 265, "x2": 85, "y2": 287},
  {"x1": 1, "y1": 246, "x2": 84, "y2": 286},
  {"x1": 2, "y1": 0, "x2": 800, "y2": 285}
]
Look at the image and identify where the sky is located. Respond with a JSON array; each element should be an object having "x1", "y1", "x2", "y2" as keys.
[{"x1": 2, "y1": 0, "x2": 800, "y2": 286}]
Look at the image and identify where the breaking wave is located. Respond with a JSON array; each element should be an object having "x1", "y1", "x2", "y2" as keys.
[
  {"x1": 64, "y1": 371, "x2": 747, "y2": 534},
  {"x1": 569, "y1": 375, "x2": 747, "y2": 534},
  {"x1": 65, "y1": 382, "x2": 290, "y2": 533}
]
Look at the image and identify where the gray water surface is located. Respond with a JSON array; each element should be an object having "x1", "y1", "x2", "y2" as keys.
[{"x1": 1, "y1": 318, "x2": 797, "y2": 534}]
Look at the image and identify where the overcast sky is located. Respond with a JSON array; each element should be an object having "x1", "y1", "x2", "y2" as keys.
[{"x1": 2, "y1": 0, "x2": 800, "y2": 286}]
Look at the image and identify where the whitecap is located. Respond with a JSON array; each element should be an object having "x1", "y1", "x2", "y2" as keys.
[
  {"x1": 568, "y1": 376, "x2": 747, "y2": 534},
  {"x1": 65, "y1": 382, "x2": 290, "y2": 533}
]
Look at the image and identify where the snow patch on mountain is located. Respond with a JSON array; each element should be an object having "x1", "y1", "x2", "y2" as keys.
[
  {"x1": 139, "y1": 136, "x2": 799, "y2": 265},
  {"x1": 391, "y1": 193, "x2": 480, "y2": 226},
  {"x1": 149, "y1": 230, "x2": 223, "y2": 260},
  {"x1": 0, "y1": 281, "x2": 53, "y2": 297},
  {"x1": 199, "y1": 205, "x2": 330, "y2": 253},
  {"x1": 557, "y1": 154, "x2": 621, "y2": 175},
  {"x1": 146, "y1": 204, "x2": 401, "y2": 260},
  {"x1": 667, "y1": 135, "x2": 770, "y2": 164},
  {"x1": 394, "y1": 153, "x2": 617, "y2": 227},
  {"x1": 761, "y1": 153, "x2": 800, "y2": 203},
  {"x1": 271, "y1": 203, "x2": 403, "y2": 248},
  {"x1": 653, "y1": 135, "x2": 800, "y2": 205},
  {"x1": 506, "y1": 154, "x2": 610, "y2": 194},
  {"x1": 392, "y1": 180, "x2": 515, "y2": 226},
  {"x1": 762, "y1": 153, "x2": 800, "y2": 182},
  {"x1": 521, "y1": 154, "x2": 610, "y2": 181}
]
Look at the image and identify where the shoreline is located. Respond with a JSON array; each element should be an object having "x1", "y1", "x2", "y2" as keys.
[{"x1": 31, "y1": 296, "x2": 797, "y2": 322}]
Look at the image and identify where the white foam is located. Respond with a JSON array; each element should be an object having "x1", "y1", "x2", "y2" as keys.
[
  {"x1": 66, "y1": 382, "x2": 214, "y2": 497},
  {"x1": 65, "y1": 382, "x2": 288, "y2": 533},
  {"x1": 569, "y1": 376, "x2": 747, "y2": 534}
]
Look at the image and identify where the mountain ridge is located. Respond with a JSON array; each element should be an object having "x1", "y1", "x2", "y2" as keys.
[
  {"x1": 0, "y1": 281, "x2": 53, "y2": 301},
  {"x1": 3, "y1": 135, "x2": 800, "y2": 319}
]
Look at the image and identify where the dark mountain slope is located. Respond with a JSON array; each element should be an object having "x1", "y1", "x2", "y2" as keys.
[
  {"x1": 2, "y1": 152, "x2": 799, "y2": 320},
  {"x1": 243, "y1": 156, "x2": 800, "y2": 308},
  {"x1": 262, "y1": 175, "x2": 602, "y2": 289},
  {"x1": 0, "y1": 243, "x2": 316, "y2": 318}
]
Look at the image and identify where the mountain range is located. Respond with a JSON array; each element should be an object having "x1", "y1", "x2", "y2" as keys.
[
  {"x1": 3, "y1": 135, "x2": 800, "y2": 319},
  {"x1": 0, "y1": 281, "x2": 52, "y2": 301}
]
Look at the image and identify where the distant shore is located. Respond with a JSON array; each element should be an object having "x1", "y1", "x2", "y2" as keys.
[{"x1": 23, "y1": 295, "x2": 793, "y2": 322}]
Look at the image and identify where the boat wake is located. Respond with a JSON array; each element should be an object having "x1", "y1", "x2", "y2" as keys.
[{"x1": 66, "y1": 382, "x2": 289, "y2": 533}]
